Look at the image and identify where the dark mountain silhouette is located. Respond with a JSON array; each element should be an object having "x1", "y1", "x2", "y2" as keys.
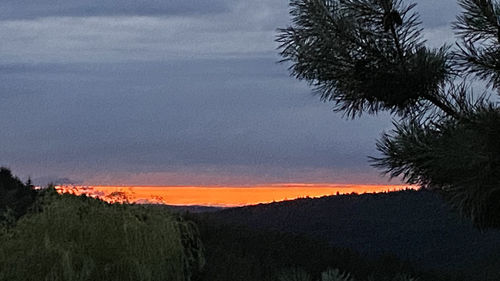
[
  {"x1": 162, "y1": 205, "x2": 224, "y2": 213},
  {"x1": 202, "y1": 190, "x2": 500, "y2": 280}
]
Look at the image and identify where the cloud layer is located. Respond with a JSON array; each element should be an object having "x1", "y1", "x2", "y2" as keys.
[
  {"x1": 0, "y1": 0, "x2": 231, "y2": 19},
  {"x1": 0, "y1": 0, "x2": 460, "y2": 185}
]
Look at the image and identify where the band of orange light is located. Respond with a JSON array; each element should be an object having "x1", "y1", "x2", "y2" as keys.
[{"x1": 54, "y1": 184, "x2": 415, "y2": 207}]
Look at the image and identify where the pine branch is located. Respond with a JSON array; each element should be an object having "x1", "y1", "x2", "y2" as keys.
[
  {"x1": 277, "y1": 0, "x2": 455, "y2": 118},
  {"x1": 454, "y1": 0, "x2": 500, "y2": 42},
  {"x1": 453, "y1": 0, "x2": 500, "y2": 88}
]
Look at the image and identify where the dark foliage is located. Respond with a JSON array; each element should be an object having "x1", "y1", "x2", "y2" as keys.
[
  {"x1": 188, "y1": 213, "x2": 446, "y2": 281},
  {"x1": 454, "y1": 0, "x2": 500, "y2": 88},
  {"x1": 373, "y1": 105, "x2": 500, "y2": 228},
  {"x1": 0, "y1": 167, "x2": 37, "y2": 223},
  {"x1": 0, "y1": 187, "x2": 204, "y2": 281},
  {"x1": 277, "y1": 0, "x2": 454, "y2": 118}
]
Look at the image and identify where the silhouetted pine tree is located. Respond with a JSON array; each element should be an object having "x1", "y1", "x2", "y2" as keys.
[
  {"x1": 0, "y1": 167, "x2": 37, "y2": 222},
  {"x1": 278, "y1": 0, "x2": 500, "y2": 228}
]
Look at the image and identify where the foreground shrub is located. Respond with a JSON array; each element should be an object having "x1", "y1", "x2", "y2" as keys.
[
  {"x1": 321, "y1": 269, "x2": 354, "y2": 281},
  {"x1": 278, "y1": 268, "x2": 415, "y2": 281},
  {"x1": 0, "y1": 190, "x2": 203, "y2": 281}
]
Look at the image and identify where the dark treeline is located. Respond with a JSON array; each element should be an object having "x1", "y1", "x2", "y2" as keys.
[{"x1": 0, "y1": 167, "x2": 37, "y2": 223}]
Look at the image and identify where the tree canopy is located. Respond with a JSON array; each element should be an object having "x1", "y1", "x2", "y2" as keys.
[{"x1": 278, "y1": 0, "x2": 500, "y2": 228}]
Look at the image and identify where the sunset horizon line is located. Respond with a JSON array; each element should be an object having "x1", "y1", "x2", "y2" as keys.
[{"x1": 52, "y1": 183, "x2": 418, "y2": 207}]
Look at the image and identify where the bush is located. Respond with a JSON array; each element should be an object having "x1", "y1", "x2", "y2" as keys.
[{"x1": 0, "y1": 190, "x2": 203, "y2": 281}]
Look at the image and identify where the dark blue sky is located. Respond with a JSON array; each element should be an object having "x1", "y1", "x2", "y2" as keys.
[{"x1": 0, "y1": 0, "x2": 460, "y2": 185}]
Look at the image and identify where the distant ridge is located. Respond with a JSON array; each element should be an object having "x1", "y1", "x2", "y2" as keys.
[
  {"x1": 161, "y1": 205, "x2": 224, "y2": 213},
  {"x1": 205, "y1": 190, "x2": 500, "y2": 280}
]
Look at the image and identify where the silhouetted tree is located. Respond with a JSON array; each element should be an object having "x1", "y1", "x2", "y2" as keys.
[
  {"x1": 278, "y1": 0, "x2": 500, "y2": 228},
  {"x1": 0, "y1": 167, "x2": 37, "y2": 222}
]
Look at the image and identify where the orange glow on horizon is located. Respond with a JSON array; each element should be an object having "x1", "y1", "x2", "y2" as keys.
[{"x1": 54, "y1": 184, "x2": 415, "y2": 207}]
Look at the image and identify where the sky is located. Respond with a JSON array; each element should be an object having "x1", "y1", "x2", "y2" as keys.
[{"x1": 0, "y1": 0, "x2": 460, "y2": 186}]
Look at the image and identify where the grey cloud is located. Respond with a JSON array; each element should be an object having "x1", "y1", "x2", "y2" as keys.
[
  {"x1": 414, "y1": 0, "x2": 460, "y2": 28},
  {"x1": 0, "y1": 0, "x2": 459, "y2": 28},
  {"x1": 0, "y1": 13, "x2": 280, "y2": 63},
  {"x1": 0, "y1": 1, "x2": 457, "y2": 64},
  {"x1": 32, "y1": 176, "x2": 82, "y2": 187},
  {"x1": 0, "y1": 59, "x2": 392, "y2": 183},
  {"x1": 0, "y1": 0, "x2": 230, "y2": 20}
]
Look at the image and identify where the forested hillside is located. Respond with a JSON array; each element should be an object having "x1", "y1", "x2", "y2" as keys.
[
  {"x1": 199, "y1": 190, "x2": 500, "y2": 280},
  {"x1": 189, "y1": 213, "x2": 460, "y2": 281}
]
